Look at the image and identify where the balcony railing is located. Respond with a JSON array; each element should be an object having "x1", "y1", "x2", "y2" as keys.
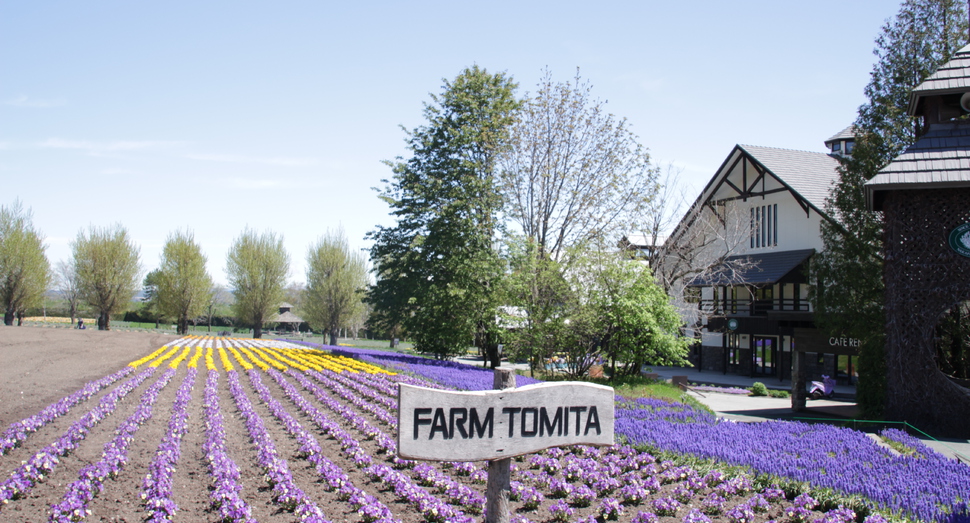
[{"x1": 697, "y1": 298, "x2": 811, "y2": 316}]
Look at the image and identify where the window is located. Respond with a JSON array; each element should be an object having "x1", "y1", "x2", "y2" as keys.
[
  {"x1": 751, "y1": 204, "x2": 778, "y2": 248},
  {"x1": 845, "y1": 141, "x2": 854, "y2": 154},
  {"x1": 831, "y1": 141, "x2": 841, "y2": 153},
  {"x1": 727, "y1": 333, "x2": 740, "y2": 366}
]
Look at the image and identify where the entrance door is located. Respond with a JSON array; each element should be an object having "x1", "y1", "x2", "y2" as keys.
[{"x1": 753, "y1": 336, "x2": 777, "y2": 376}]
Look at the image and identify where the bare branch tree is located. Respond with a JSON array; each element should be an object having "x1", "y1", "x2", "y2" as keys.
[{"x1": 499, "y1": 68, "x2": 659, "y2": 263}]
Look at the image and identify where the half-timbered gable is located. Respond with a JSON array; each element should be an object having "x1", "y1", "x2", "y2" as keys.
[{"x1": 660, "y1": 139, "x2": 847, "y2": 385}]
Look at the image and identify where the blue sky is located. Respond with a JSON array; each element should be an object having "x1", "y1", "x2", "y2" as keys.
[{"x1": 2, "y1": 1, "x2": 903, "y2": 286}]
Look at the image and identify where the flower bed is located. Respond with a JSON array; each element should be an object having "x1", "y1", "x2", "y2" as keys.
[{"x1": 0, "y1": 337, "x2": 967, "y2": 523}]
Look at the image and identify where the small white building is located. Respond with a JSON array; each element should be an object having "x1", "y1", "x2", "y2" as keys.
[{"x1": 660, "y1": 130, "x2": 856, "y2": 384}]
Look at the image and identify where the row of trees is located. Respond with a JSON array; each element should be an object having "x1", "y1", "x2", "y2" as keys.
[
  {"x1": 367, "y1": 66, "x2": 692, "y2": 374},
  {"x1": 0, "y1": 205, "x2": 370, "y2": 339}
]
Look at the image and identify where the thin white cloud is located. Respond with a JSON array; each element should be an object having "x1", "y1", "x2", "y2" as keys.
[
  {"x1": 186, "y1": 153, "x2": 318, "y2": 167},
  {"x1": 37, "y1": 138, "x2": 182, "y2": 156},
  {"x1": 4, "y1": 95, "x2": 66, "y2": 108}
]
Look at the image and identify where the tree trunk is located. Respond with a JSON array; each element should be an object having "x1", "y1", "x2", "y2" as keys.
[
  {"x1": 99, "y1": 311, "x2": 111, "y2": 331},
  {"x1": 329, "y1": 329, "x2": 338, "y2": 346},
  {"x1": 3, "y1": 309, "x2": 13, "y2": 326},
  {"x1": 253, "y1": 324, "x2": 262, "y2": 339}
]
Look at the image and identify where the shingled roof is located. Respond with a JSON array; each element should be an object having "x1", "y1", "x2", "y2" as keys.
[
  {"x1": 737, "y1": 145, "x2": 841, "y2": 212},
  {"x1": 824, "y1": 125, "x2": 856, "y2": 144},
  {"x1": 689, "y1": 249, "x2": 815, "y2": 286},
  {"x1": 909, "y1": 43, "x2": 970, "y2": 114},
  {"x1": 867, "y1": 43, "x2": 970, "y2": 211},
  {"x1": 867, "y1": 122, "x2": 970, "y2": 210}
]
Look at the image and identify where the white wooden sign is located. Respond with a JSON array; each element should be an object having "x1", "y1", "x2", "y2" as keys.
[{"x1": 397, "y1": 382, "x2": 614, "y2": 461}]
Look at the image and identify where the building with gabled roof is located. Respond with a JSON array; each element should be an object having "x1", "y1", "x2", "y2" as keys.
[{"x1": 660, "y1": 132, "x2": 854, "y2": 392}]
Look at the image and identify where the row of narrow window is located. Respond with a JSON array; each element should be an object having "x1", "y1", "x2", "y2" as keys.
[{"x1": 751, "y1": 204, "x2": 777, "y2": 248}]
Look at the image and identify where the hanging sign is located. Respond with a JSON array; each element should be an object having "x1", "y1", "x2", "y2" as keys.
[
  {"x1": 397, "y1": 382, "x2": 614, "y2": 461},
  {"x1": 949, "y1": 223, "x2": 970, "y2": 258}
]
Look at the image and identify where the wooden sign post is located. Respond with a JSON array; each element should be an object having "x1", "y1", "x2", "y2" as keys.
[
  {"x1": 397, "y1": 368, "x2": 615, "y2": 523},
  {"x1": 486, "y1": 368, "x2": 515, "y2": 523}
]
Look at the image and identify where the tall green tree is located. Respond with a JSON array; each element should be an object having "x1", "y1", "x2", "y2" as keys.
[
  {"x1": 72, "y1": 224, "x2": 141, "y2": 330},
  {"x1": 303, "y1": 227, "x2": 368, "y2": 346},
  {"x1": 157, "y1": 229, "x2": 214, "y2": 335},
  {"x1": 812, "y1": 0, "x2": 967, "y2": 418},
  {"x1": 0, "y1": 201, "x2": 52, "y2": 326},
  {"x1": 367, "y1": 66, "x2": 519, "y2": 363},
  {"x1": 226, "y1": 228, "x2": 289, "y2": 339}
]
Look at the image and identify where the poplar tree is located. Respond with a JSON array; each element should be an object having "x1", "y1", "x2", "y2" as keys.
[
  {"x1": 304, "y1": 227, "x2": 368, "y2": 346},
  {"x1": 367, "y1": 66, "x2": 519, "y2": 363},
  {"x1": 812, "y1": 0, "x2": 967, "y2": 418},
  {"x1": 226, "y1": 228, "x2": 289, "y2": 339},
  {"x1": 157, "y1": 229, "x2": 213, "y2": 335},
  {"x1": 72, "y1": 224, "x2": 141, "y2": 330},
  {"x1": 0, "y1": 201, "x2": 52, "y2": 325}
]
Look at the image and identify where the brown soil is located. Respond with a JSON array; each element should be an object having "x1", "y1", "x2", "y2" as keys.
[{"x1": 0, "y1": 326, "x2": 842, "y2": 523}]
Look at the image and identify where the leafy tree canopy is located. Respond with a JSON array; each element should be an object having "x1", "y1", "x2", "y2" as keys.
[{"x1": 226, "y1": 228, "x2": 289, "y2": 339}]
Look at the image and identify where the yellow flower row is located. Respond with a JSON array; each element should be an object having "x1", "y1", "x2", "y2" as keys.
[
  {"x1": 128, "y1": 336, "x2": 396, "y2": 376},
  {"x1": 128, "y1": 344, "x2": 172, "y2": 368},
  {"x1": 217, "y1": 347, "x2": 234, "y2": 372},
  {"x1": 167, "y1": 346, "x2": 192, "y2": 369},
  {"x1": 187, "y1": 346, "x2": 204, "y2": 368}
]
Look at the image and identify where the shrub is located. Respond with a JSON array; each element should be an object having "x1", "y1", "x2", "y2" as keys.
[
  {"x1": 750, "y1": 382, "x2": 769, "y2": 396},
  {"x1": 768, "y1": 389, "x2": 790, "y2": 398}
]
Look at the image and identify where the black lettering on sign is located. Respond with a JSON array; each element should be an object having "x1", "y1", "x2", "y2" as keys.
[
  {"x1": 430, "y1": 408, "x2": 449, "y2": 439},
  {"x1": 413, "y1": 408, "x2": 432, "y2": 440},
  {"x1": 521, "y1": 407, "x2": 538, "y2": 437},
  {"x1": 450, "y1": 408, "x2": 468, "y2": 439},
  {"x1": 585, "y1": 406, "x2": 601, "y2": 436},
  {"x1": 469, "y1": 408, "x2": 493, "y2": 439},
  {"x1": 503, "y1": 407, "x2": 521, "y2": 437},
  {"x1": 569, "y1": 406, "x2": 587, "y2": 435},
  {"x1": 540, "y1": 407, "x2": 563, "y2": 436}
]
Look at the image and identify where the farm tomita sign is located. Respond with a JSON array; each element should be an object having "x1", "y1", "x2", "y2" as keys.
[{"x1": 397, "y1": 382, "x2": 614, "y2": 461}]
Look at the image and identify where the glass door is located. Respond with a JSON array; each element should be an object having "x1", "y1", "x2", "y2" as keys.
[{"x1": 753, "y1": 336, "x2": 777, "y2": 376}]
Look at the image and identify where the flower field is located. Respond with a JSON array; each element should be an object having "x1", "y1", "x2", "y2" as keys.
[{"x1": 0, "y1": 336, "x2": 967, "y2": 523}]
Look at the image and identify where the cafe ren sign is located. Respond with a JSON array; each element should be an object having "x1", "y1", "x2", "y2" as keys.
[{"x1": 397, "y1": 382, "x2": 615, "y2": 462}]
